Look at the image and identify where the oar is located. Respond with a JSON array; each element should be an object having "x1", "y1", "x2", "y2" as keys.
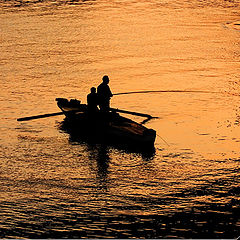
[
  {"x1": 17, "y1": 107, "x2": 156, "y2": 122},
  {"x1": 17, "y1": 111, "x2": 65, "y2": 122},
  {"x1": 17, "y1": 108, "x2": 156, "y2": 122},
  {"x1": 110, "y1": 107, "x2": 154, "y2": 119}
]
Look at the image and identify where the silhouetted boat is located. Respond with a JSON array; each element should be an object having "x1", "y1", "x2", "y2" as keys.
[{"x1": 56, "y1": 98, "x2": 156, "y2": 147}]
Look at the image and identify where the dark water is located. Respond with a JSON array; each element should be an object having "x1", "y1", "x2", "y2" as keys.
[{"x1": 0, "y1": 0, "x2": 240, "y2": 238}]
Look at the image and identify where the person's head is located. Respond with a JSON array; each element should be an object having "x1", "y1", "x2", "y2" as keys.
[
  {"x1": 102, "y1": 75, "x2": 109, "y2": 84},
  {"x1": 91, "y1": 87, "x2": 96, "y2": 93}
]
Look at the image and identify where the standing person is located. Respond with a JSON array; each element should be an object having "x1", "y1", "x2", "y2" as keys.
[
  {"x1": 87, "y1": 87, "x2": 98, "y2": 113},
  {"x1": 97, "y1": 75, "x2": 113, "y2": 112}
]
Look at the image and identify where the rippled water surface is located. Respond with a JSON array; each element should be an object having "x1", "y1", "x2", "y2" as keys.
[{"x1": 0, "y1": 0, "x2": 240, "y2": 238}]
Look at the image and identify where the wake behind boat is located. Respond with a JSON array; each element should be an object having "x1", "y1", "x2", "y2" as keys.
[{"x1": 56, "y1": 98, "x2": 156, "y2": 147}]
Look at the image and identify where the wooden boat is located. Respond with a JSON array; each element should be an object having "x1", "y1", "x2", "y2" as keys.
[{"x1": 56, "y1": 98, "x2": 156, "y2": 147}]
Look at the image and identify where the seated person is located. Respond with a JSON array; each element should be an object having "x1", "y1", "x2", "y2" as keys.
[{"x1": 87, "y1": 87, "x2": 98, "y2": 113}]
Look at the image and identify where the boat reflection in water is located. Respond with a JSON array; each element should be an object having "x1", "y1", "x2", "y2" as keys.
[
  {"x1": 58, "y1": 117, "x2": 156, "y2": 192},
  {"x1": 56, "y1": 98, "x2": 156, "y2": 157}
]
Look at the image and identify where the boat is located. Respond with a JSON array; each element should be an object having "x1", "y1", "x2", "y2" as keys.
[{"x1": 56, "y1": 98, "x2": 156, "y2": 148}]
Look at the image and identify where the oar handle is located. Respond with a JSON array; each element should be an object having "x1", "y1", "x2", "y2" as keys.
[{"x1": 110, "y1": 107, "x2": 152, "y2": 118}]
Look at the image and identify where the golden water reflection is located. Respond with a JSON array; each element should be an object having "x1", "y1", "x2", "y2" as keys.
[{"x1": 0, "y1": 0, "x2": 239, "y2": 238}]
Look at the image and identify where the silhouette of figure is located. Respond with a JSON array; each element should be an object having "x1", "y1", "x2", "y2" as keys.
[
  {"x1": 97, "y1": 75, "x2": 113, "y2": 112},
  {"x1": 87, "y1": 87, "x2": 98, "y2": 113}
]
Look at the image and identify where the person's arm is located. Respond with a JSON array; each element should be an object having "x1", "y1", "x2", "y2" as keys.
[{"x1": 108, "y1": 86, "x2": 113, "y2": 97}]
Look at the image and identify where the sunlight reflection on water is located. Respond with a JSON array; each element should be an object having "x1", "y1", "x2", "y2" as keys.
[{"x1": 0, "y1": 0, "x2": 239, "y2": 238}]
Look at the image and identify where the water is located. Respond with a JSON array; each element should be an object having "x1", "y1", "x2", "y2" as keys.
[{"x1": 0, "y1": 0, "x2": 239, "y2": 238}]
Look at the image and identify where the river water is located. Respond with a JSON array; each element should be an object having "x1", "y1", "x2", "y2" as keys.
[{"x1": 0, "y1": 0, "x2": 240, "y2": 238}]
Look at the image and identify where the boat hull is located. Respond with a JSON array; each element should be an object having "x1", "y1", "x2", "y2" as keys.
[{"x1": 56, "y1": 98, "x2": 156, "y2": 147}]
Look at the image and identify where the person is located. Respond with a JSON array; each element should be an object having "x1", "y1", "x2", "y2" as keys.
[
  {"x1": 87, "y1": 87, "x2": 98, "y2": 113},
  {"x1": 97, "y1": 75, "x2": 113, "y2": 112}
]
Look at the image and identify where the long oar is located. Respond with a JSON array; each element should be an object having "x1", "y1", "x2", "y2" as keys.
[
  {"x1": 17, "y1": 108, "x2": 155, "y2": 122},
  {"x1": 17, "y1": 111, "x2": 65, "y2": 121}
]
